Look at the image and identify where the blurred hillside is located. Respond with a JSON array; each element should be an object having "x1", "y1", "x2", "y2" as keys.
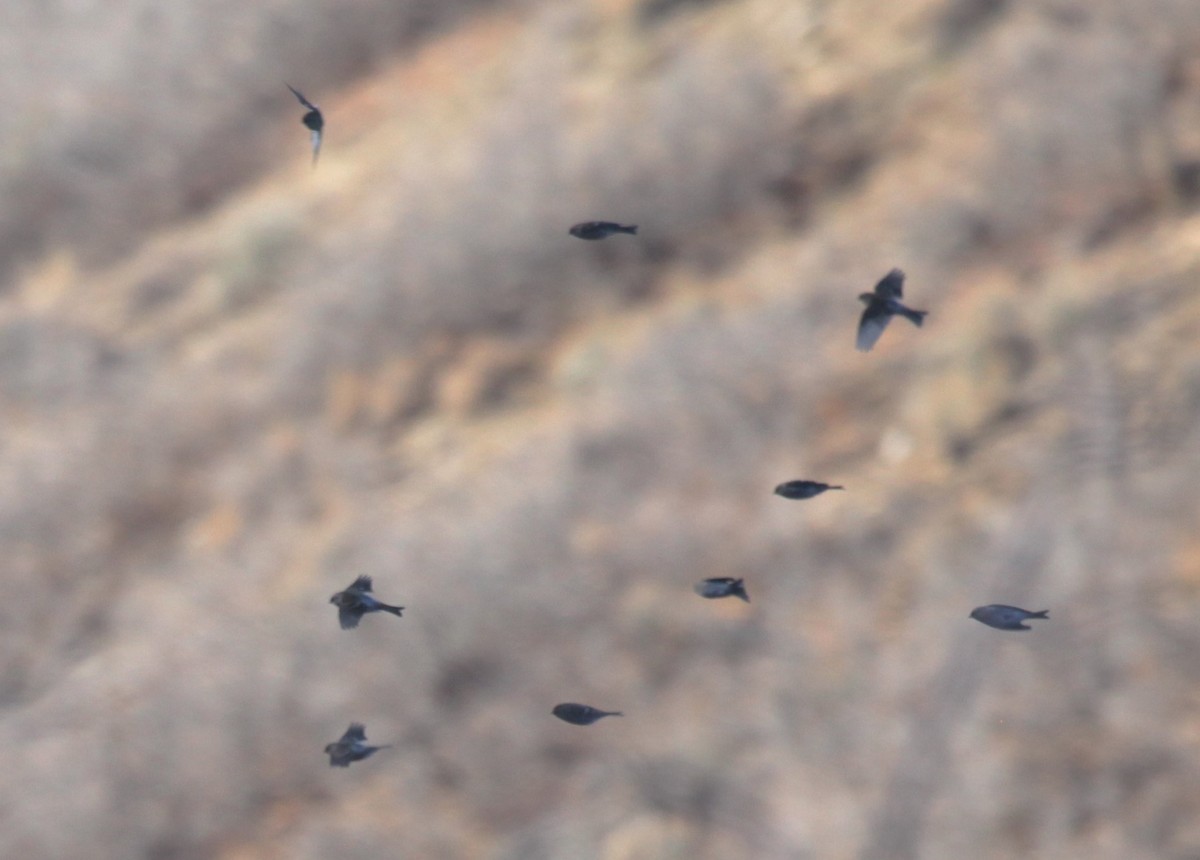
[{"x1": 2, "y1": 0, "x2": 1200, "y2": 857}]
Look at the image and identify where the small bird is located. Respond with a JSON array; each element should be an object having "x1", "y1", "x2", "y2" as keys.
[
  {"x1": 330, "y1": 575, "x2": 404, "y2": 630},
  {"x1": 569, "y1": 221, "x2": 638, "y2": 240},
  {"x1": 969, "y1": 604, "x2": 1049, "y2": 631},
  {"x1": 552, "y1": 703, "x2": 623, "y2": 725},
  {"x1": 286, "y1": 84, "x2": 324, "y2": 166},
  {"x1": 774, "y1": 480, "x2": 844, "y2": 500},
  {"x1": 856, "y1": 268, "x2": 928, "y2": 351},
  {"x1": 694, "y1": 577, "x2": 750, "y2": 602},
  {"x1": 324, "y1": 723, "x2": 391, "y2": 767}
]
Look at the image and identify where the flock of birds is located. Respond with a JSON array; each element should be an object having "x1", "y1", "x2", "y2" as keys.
[{"x1": 287, "y1": 85, "x2": 1050, "y2": 768}]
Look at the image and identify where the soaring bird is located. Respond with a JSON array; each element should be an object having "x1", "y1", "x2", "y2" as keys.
[
  {"x1": 856, "y1": 268, "x2": 927, "y2": 351},
  {"x1": 286, "y1": 84, "x2": 324, "y2": 166},
  {"x1": 324, "y1": 723, "x2": 391, "y2": 767},
  {"x1": 329, "y1": 575, "x2": 404, "y2": 630}
]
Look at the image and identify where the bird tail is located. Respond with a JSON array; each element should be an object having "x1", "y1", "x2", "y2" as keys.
[
  {"x1": 381, "y1": 604, "x2": 404, "y2": 618},
  {"x1": 619, "y1": 224, "x2": 638, "y2": 235},
  {"x1": 1030, "y1": 610, "x2": 1049, "y2": 619},
  {"x1": 900, "y1": 307, "x2": 928, "y2": 327}
]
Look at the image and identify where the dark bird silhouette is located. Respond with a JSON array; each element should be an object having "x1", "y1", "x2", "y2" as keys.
[
  {"x1": 330, "y1": 575, "x2": 404, "y2": 630},
  {"x1": 569, "y1": 221, "x2": 638, "y2": 240},
  {"x1": 694, "y1": 577, "x2": 750, "y2": 602},
  {"x1": 856, "y1": 268, "x2": 927, "y2": 351},
  {"x1": 552, "y1": 703, "x2": 623, "y2": 725},
  {"x1": 969, "y1": 604, "x2": 1049, "y2": 631},
  {"x1": 774, "y1": 480, "x2": 844, "y2": 500},
  {"x1": 324, "y1": 723, "x2": 391, "y2": 767},
  {"x1": 286, "y1": 84, "x2": 324, "y2": 166}
]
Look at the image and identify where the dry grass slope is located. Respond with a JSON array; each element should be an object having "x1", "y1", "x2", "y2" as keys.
[{"x1": 1, "y1": 1, "x2": 1200, "y2": 858}]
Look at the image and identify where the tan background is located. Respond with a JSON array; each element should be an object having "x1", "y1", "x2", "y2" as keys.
[{"x1": 1, "y1": 0, "x2": 1200, "y2": 857}]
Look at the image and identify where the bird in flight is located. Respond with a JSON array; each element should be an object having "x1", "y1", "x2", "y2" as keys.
[
  {"x1": 694, "y1": 577, "x2": 750, "y2": 602},
  {"x1": 569, "y1": 221, "x2": 638, "y2": 240},
  {"x1": 552, "y1": 703, "x2": 623, "y2": 725},
  {"x1": 324, "y1": 723, "x2": 391, "y2": 767},
  {"x1": 329, "y1": 575, "x2": 404, "y2": 630},
  {"x1": 856, "y1": 268, "x2": 927, "y2": 351},
  {"x1": 774, "y1": 479, "x2": 844, "y2": 500},
  {"x1": 286, "y1": 84, "x2": 324, "y2": 166},
  {"x1": 969, "y1": 604, "x2": 1049, "y2": 631}
]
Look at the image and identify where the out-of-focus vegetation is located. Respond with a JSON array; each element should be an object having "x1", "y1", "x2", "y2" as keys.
[
  {"x1": 2, "y1": 0, "x2": 1200, "y2": 858},
  {"x1": 0, "y1": 0, "x2": 506, "y2": 275}
]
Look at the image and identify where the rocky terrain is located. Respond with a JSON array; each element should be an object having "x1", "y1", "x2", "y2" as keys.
[{"x1": 2, "y1": 0, "x2": 1200, "y2": 857}]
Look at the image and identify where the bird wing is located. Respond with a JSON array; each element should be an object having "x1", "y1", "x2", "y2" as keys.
[
  {"x1": 286, "y1": 83, "x2": 318, "y2": 112},
  {"x1": 338, "y1": 605, "x2": 362, "y2": 629},
  {"x1": 856, "y1": 305, "x2": 892, "y2": 352},
  {"x1": 310, "y1": 128, "x2": 322, "y2": 166},
  {"x1": 875, "y1": 268, "x2": 905, "y2": 299},
  {"x1": 350, "y1": 575, "x2": 373, "y2": 593},
  {"x1": 343, "y1": 723, "x2": 367, "y2": 742}
]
